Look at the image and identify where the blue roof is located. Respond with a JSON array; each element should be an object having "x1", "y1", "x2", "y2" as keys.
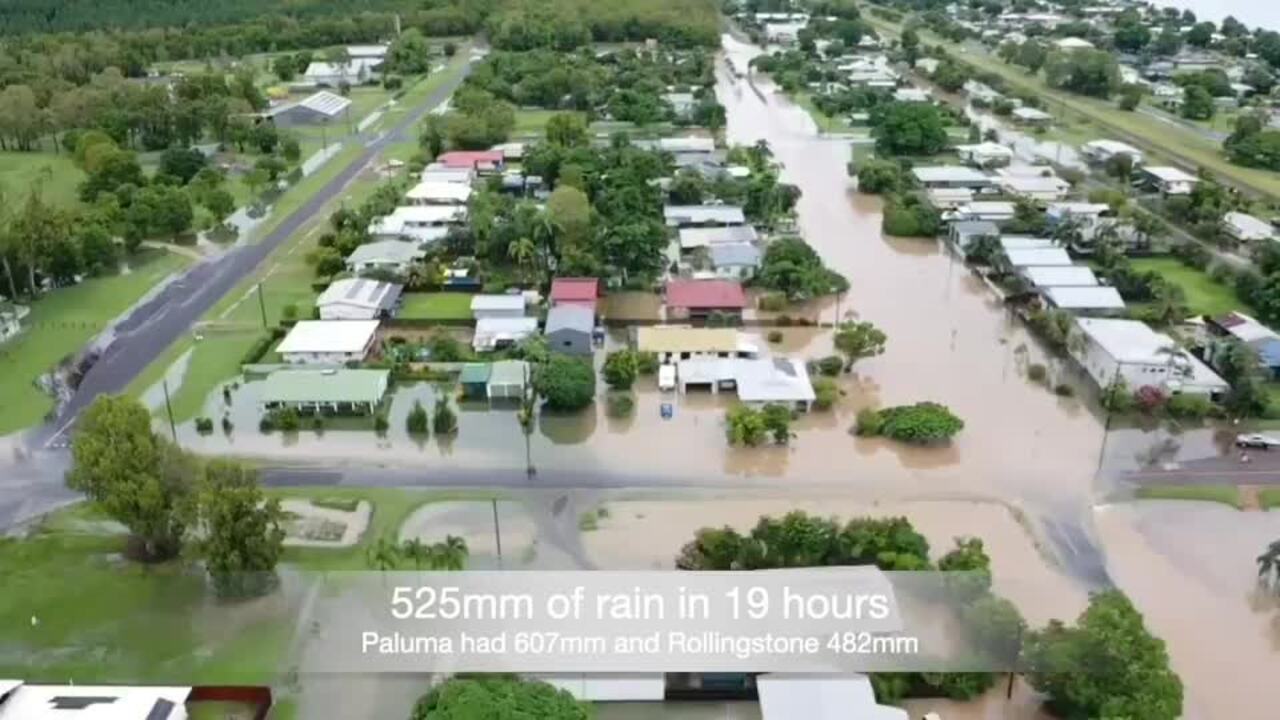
[{"x1": 710, "y1": 242, "x2": 762, "y2": 268}]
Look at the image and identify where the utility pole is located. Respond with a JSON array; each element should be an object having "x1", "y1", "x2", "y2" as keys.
[
  {"x1": 256, "y1": 282, "x2": 268, "y2": 329},
  {"x1": 162, "y1": 380, "x2": 178, "y2": 442},
  {"x1": 491, "y1": 498, "x2": 504, "y2": 569}
]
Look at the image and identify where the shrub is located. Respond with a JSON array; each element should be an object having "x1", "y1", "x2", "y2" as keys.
[
  {"x1": 536, "y1": 355, "x2": 597, "y2": 411},
  {"x1": 194, "y1": 417, "x2": 214, "y2": 434},
  {"x1": 259, "y1": 416, "x2": 274, "y2": 433},
  {"x1": 1027, "y1": 363, "x2": 1048, "y2": 383},
  {"x1": 221, "y1": 415, "x2": 234, "y2": 434},
  {"x1": 856, "y1": 159, "x2": 903, "y2": 194},
  {"x1": 311, "y1": 417, "x2": 324, "y2": 432},
  {"x1": 775, "y1": 314, "x2": 793, "y2": 326},
  {"x1": 767, "y1": 330, "x2": 784, "y2": 343},
  {"x1": 758, "y1": 292, "x2": 788, "y2": 312},
  {"x1": 374, "y1": 414, "x2": 390, "y2": 433},
  {"x1": 433, "y1": 400, "x2": 459, "y2": 434},
  {"x1": 817, "y1": 355, "x2": 844, "y2": 376},
  {"x1": 1172, "y1": 241, "x2": 1211, "y2": 270},
  {"x1": 606, "y1": 392, "x2": 635, "y2": 418},
  {"x1": 1053, "y1": 383, "x2": 1074, "y2": 397},
  {"x1": 1208, "y1": 262, "x2": 1236, "y2": 285},
  {"x1": 603, "y1": 350, "x2": 640, "y2": 390},
  {"x1": 1165, "y1": 393, "x2": 1215, "y2": 419},
  {"x1": 635, "y1": 352, "x2": 660, "y2": 375},
  {"x1": 406, "y1": 400, "x2": 429, "y2": 435},
  {"x1": 856, "y1": 402, "x2": 964, "y2": 443},
  {"x1": 1133, "y1": 385, "x2": 1167, "y2": 413},
  {"x1": 271, "y1": 407, "x2": 301, "y2": 432},
  {"x1": 812, "y1": 377, "x2": 839, "y2": 410}
]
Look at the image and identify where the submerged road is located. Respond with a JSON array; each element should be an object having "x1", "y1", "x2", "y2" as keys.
[{"x1": 33, "y1": 54, "x2": 476, "y2": 449}]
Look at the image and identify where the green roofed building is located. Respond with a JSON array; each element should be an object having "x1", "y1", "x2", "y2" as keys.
[
  {"x1": 260, "y1": 368, "x2": 390, "y2": 414},
  {"x1": 459, "y1": 363, "x2": 492, "y2": 400}
]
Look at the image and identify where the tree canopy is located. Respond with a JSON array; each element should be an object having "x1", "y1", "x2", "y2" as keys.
[
  {"x1": 754, "y1": 236, "x2": 849, "y2": 301},
  {"x1": 411, "y1": 676, "x2": 591, "y2": 719}
]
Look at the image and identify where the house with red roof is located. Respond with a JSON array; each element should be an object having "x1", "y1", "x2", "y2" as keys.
[
  {"x1": 549, "y1": 278, "x2": 600, "y2": 313},
  {"x1": 436, "y1": 150, "x2": 505, "y2": 172},
  {"x1": 665, "y1": 279, "x2": 747, "y2": 321}
]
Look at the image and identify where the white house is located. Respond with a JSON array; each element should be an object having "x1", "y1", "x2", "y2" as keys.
[
  {"x1": 636, "y1": 326, "x2": 759, "y2": 363},
  {"x1": 277, "y1": 320, "x2": 379, "y2": 365},
  {"x1": 473, "y1": 317, "x2": 538, "y2": 351},
  {"x1": 421, "y1": 164, "x2": 476, "y2": 185},
  {"x1": 1081, "y1": 139, "x2": 1145, "y2": 166},
  {"x1": 947, "y1": 201, "x2": 1017, "y2": 223},
  {"x1": 963, "y1": 80, "x2": 1003, "y2": 104},
  {"x1": 1021, "y1": 265, "x2": 1099, "y2": 288},
  {"x1": 1005, "y1": 247, "x2": 1072, "y2": 266},
  {"x1": 678, "y1": 224, "x2": 759, "y2": 250},
  {"x1": 316, "y1": 278, "x2": 402, "y2": 320},
  {"x1": 1043, "y1": 285, "x2": 1126, "y2": 314},
  {"x1": 368, "y1": 205, "x2": 466, "y2": 245},
  {"x1": 345, "y1": 240, "x2": 426, "y2": 274},
  {"x1": 997, "y1": 172, "x2": 1072, "y2": 201},
  {"x1": 1221, "y1": 211, "x2": 1274, "y2": 243},
  {"x1": 1071, "y1": 317, "x2": 1229, "y2": 396},
  {"x1": 956, "y1": 142, "x2": 1014, "y2": 168},
  {"x1": 663, "y1": 205, "x2": 746, "y2": 227},
  {"x1": 915, "y1": 58, "x2": 940, "y2": 75},
  {"x1": 470, "y1": 294, "x2": 526, "y2": 319},
  {"x1": 303, "y1": 58, "x2": 381, "y2": 86},
  {"x1": 1011, "y1": 106, "x2": 1054, "y2": 126},
  {"x1": 893, "y1": 87, "x2": 930, "y2": 103},
  {"x1": 1139, "y1": 166, "x2": 1199, "y2": 196},
  {"x1": 404, "y1": 180, "x2": 472, "y2": 206},
  {"x1": 757, "y1": 674, "x2": 907, "y2": 720},
  {"x1": 928, "y1": 187, "x2": 975, "y2": 210},
  {"x1": 708, "y1": 242, "x2": 763, "y2": 279},
  {"x1": 1053, "y1": 37, "x2": 1095, "y2": 51},
  {"x1": 675, "y1": 357, "x2": 816, "y2": 411},
  {"x1": 911, "y1": 166, "x2": 994, "y2": 190}
]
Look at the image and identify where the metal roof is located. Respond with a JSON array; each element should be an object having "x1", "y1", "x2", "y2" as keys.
[
  {"x1": 663, "y1": 205, "x2": 746, "y2": 226},
  {"x1": 470, "y1": 294, "x2": 525, "y2": 313},
  {"x1": 678, "y1": 225, "x2": 759, "y2": 249},
  {"x1": 545, "y1": 305, "x2": 595, "y2": 334},
  {"x1": 636, "y1": 326, "x2": 750, "y2": 354},
  {"x1": 277, "y1": 320, "x2": 379, "y2": 354},
  {"x1": 1022, "y1": 265, "x2": 1099, "y2": 287},
  {"x1": 315, "y1": 278, "x2": 402, "y2": 309},
  {"x1": 345, "y1": 240, "x2": 425, "y2": 267},
  {"x1": 488, "y1": 360, "x2": 529, "y2": 388},
  {"x1": 1005, "y1": 248, "x2": 1072, "y2": 266},
  {"x1": 665, "y1": 279, "x2": 747, "y2": 309},
  {"x1": 458, "y1": 363, "x2": 492, "y2": 384},
  {"x1": 260, "y1": 369, "x2": 389, "y2": 404},
  {"x1": 911, "y1": 166, "x2": 992, "y2": 184},
  {"x1": 1044, "y1": 285, "x2": 1125, "y2": 310},
  {"x1": 710, "y1": 242, "x2": 763, "y2": 268},
  {"x1": 1143, "y1": 166, "x2": 1198, "y2": 183}
]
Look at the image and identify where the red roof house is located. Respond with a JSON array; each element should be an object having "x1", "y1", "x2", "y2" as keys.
[
  {"x1": 436, "y1": 150, "x2": 505, "y2": 171},
  {"x1": 665, "y1": 279, "x2": 747, "y2": 319},
  {"x1": 550, "y1": 278, "x2": 600, "y2": 312}
]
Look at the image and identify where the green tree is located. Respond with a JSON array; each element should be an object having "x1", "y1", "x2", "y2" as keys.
[
  {"x1": 725, "y1": 404, "x2": 768, "y2": 446},
  {"x1": 603, "y1": 349, "x2": 640, "y2": 390},
  {"x1": 1025, "y1": 590, "x2": 1183, "y2": 720},
  {"x1": 432, "y1": 399, "x2": 459, "y2": 435},
  {"x1": 67, "y1": 395, "x2": 196, "y2": 561},
  {"x1": 197, "y1": 459, "x2": 286, "y2": 598},
  {"x1": 856, "y1": 402, "x2": 964, "y2": 443},
  {"x1": 411, "y1": 676, "x2": 589, "y2": 719},
  {"x1": 386, "y1": 28, "x2": 434, "y2": 75},
  {"x1": 535, "y1": 354, "x2": 596, "y2": 410},
  {"x1": 755, "y1": 236, "x2": 849, "y2": 300},
  {"x1": 366, "y1": 535, "x2": 401, "y2": 571},
  {"x1": 874, "y1": 101, "x2": 949, "y2": 156},
  {"x1": 545, "y1": 112, "x2": 589, "y2": 147},
  {"x1": 833, "y1": 320, "x2": 887, "y2": 371},
  {"x1": 401, "y1": 537, "x2": 432, "y2": 569},
  {"x1": 1044, "y1": 49, "x2": 1119, "y2": 98},
  {"x1": 761, "y1": 403, "x2": 793, "y2": 445},
  {"x1": 406, "y1": 400, "x2": 430, "y2": 435},
  {"x1": 1180, "y1": 85, "x2": 1215, "y2": 120},
  {"x1": 431, "y1": 535, "x2": 469, "y2": 570}
]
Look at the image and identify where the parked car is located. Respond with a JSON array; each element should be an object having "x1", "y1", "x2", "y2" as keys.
[{"x1": 1235, "y1": 433, "x2": 1280, "y2": 449}]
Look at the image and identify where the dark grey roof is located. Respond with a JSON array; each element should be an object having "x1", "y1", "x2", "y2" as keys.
[{"x1": 545, "y1": 304, "x2": 595, "y2": 334}]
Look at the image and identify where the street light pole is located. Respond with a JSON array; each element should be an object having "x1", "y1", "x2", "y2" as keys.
[
  {"x1": 491, "y1": 498, "x2": 504, "y2": 569},
  {"x1": 162, "y1": 380, "x2": 178, "y2": 442}
]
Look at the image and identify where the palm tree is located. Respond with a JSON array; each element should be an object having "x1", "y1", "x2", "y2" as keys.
[
  {"x1": 1258, "y1": 539, "x2": 1280, "y2": 588},
  {"x1": 507, "y1": 236, "x2": 537, "y2": 285},
  {"x1": 431, "y1": 535, "x2": 469, "y2": 571},
  {"x1": 366, "y1": 535, "x2": 401, "y2": 572},
  {"x1": 401, "y1": 537, "x2": 431, "y2": 569}
]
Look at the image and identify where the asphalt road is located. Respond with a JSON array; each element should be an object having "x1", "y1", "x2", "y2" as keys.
[
  {"x1": 33, "y1": 57, "x2": 475, "y2": 449},
  {"x1": 1123, "y1": 450, "x2": 1280, "y2": 486}
]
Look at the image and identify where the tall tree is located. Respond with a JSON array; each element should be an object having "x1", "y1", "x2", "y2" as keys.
[{"x1": 197, "y1": 459, "x2": 286, "y2": 597}]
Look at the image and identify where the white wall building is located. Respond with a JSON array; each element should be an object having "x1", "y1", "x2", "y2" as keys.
[
  {"x1": 1071, "y1": 318, "x2": 1228, "y2": 396},
  {"x1": 316, "y1": 278, "x2": 402, "y2": 320},
  {"x1": 757, "y1": 674, "x2": 907, "y2": 720},
  {"x1": 1221, "y1": 211, "x2": 1275, "y2": 243},
  {"x1": 277, "y1": 320, "x2": 380, "y2": 365},
  {"x1": 471, "y1": 294, "x2": 526, "y2": 320},
  {"x1": 1081, "y1": 139, "x2": 1145, "y2": 166}
]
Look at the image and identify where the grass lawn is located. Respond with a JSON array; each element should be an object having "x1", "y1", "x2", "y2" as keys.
[
  {"x1": 267, "y1": 487, "x2": 498, "y2": 571},
  {"x1": 1259, "y1": 488, "x2": 1280, "y2": 510},
  {"x1": 0, "y1": 150, "x2": 84, "y2": 209},
  {"x1": 399, "y1": 292, "x2": 473, "y2": 320},
  {"x1": 0, "y1": 517, "x2": 290, "y2": 683},
  {"x1": 1127, "y1": 257, "x2": 1251, "y2": 317},
  {"x1": 793, "y1": 92, "x2": 853, "y2": 133},
  {"x1": 0, "y1": 250, "x2": 190, "y2": 435},
  {"x1": 513, "y1": 109, "x2": 560, "y2": 136},
  {"x1": 1134, "y1": 484, "x2": 1243, "y2": 509}
]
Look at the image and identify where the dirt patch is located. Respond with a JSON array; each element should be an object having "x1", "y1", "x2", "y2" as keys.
[{"x1": 281, "y1": 499, "x2": 370, "y2": 547}]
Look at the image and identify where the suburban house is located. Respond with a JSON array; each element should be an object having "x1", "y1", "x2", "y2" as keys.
[
  {"x1": 1221, "y1": 211, "x2": 1275, "y2": 243},
  {"x1": 676, "y1": 357, "x2": 816, "y2": 411},
  {"x1": 265, "y1": 90, "x2": 351, "y2": 127},
  {"x1": 956, "y1": 142, "x2": 1014, "y2": 168},
  {"x1": 945, "y1": 201, "x2": 1016, "y2": 223},
  {"x1": 259, "y1": 368, "x2": 390, "y2": 415},
  {"x1": 1020, "y1": 264, "x2": 1100, "y2": 288},
  {"x1": 1206, "y1": 311, "x2": 1280, "y2": 379},
  {"x1": 707, "y1": 242, "x2": 763, "y2": 279},
  {"x1": 1046, "y1": 202, "x2": 1112, "y2": 225},
  {"x1": 347, "y1": 44, "x2": 388, "y2": 61},
  {"x1": 0, "y1": 681, "x2": 273, "y2": 720},
  {"x1": 664, "y1": 279, "x2": 747, "y2": 320},
  {"x1": 471, "y1": 294, "x2": 526, "y2": 319},
  {"x1": 276, "y1": 319, "x2": 380, "y2": 365},
  {"x1": 893, "y1": 87, "x2": 930, "y2": 103},
  {"x1": 1137, "y1": 166, "x2": 1199, "y2": 196},
  {"x1": 915, "y1": 57, "x2": 940, "y2": 74},
  {"x1": 995, "y1": 168, "x2": 1072, "y2": 201},
  {"x1": 636, "y1": 326, "x2": 759, "y2": 363},
  {"x1": 368, "y1": 205, "x2": 466, "y2": 245},
  {"x1": 663, "y1": 205, "x2": 747, "y2": 227},
  {"x1": 1071, "y1": 317, "x2": 1229, "y2": 397},
  {"x1": 436, "y1": 150, "x2": 505, "y2": 173},
  {"x1": 663, "y1": 92, "x2": 696, "y2": 119},
  {"x1": 757, "y1": 674, "x2": 907, "y2": 720},
  {"x1": 302, "y1": 58, "x2": 381, "y2": 86},
  {"x1": 927, "y1": 187, "x2": 975, "y2": 210},
  {"x1": 1004, "y1": 247, "x2": 1072, "y2": 267},
  {"x1": 1011, "y1": 106, "x2": 1053, "y2": 126},
  {"x1": 473, "y1": 317, "x2": 538, "y2": 352},
  {"x1": 911, "y1": 166, "x2": 995, "y2": 191},
  {"x1": 344, "y1": 240, "x2": 425, "y2": 275},
  {"x1": 963, "y1": 80, "x2": 1003, "y2": 104},
  {"x1": 1053, "y1": 37, "x2": 1095, "y2": 51},
  {"x1": 948, "y1": 220, "x2": 1000, "y2": 251},
  {"x1": 678, "y1": 224, "x2": 759, "y2": 250},
  {"x1": 405, "y1": 180, "x2": 472, "y2": 206},
  {"x1": 1042, "y1": 285, "x2": 1126, "y2": 314},
  {"x1": 1080, "y1": 139, "x2": 1145, "y2": 166},
  {"x1": 544, "y1": 304, "x2": 595, "y2": 356},
  {"x1": 421, "y1": 164, "x2": 476, "y2": 185},
  {"x1": 549, "y1": 277, "x2": 600, "y2": 311},
  {"x1": 316, "y1": 278, "x2": 402, "y2": 320}
]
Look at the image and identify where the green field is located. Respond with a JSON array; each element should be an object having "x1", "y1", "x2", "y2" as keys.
[
  {"x1": 793, "y1": 92, "x2": 854, "y2": 133},
  {"x1": 1259, "y1": 488, "x2": 1280, "y2": 510},
  {"x1": 513, "y1": 109, "x2": 560, "y2": 136},
  {"x1": 1127, "y1": 257, "x2": 1251, "y2": 317},
  {"x1": 0, "y1": 150, "x2": 85, "y2": 208},
  {"x1": 0, "y1": 250, "x2": 191, "y2": 435},
  {"x1": 399, "y1": 292, "x2": 473, "y2": 320},
  {"x1": 1134, "y1": 484, "x2": 1243, "y2": 508}
]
